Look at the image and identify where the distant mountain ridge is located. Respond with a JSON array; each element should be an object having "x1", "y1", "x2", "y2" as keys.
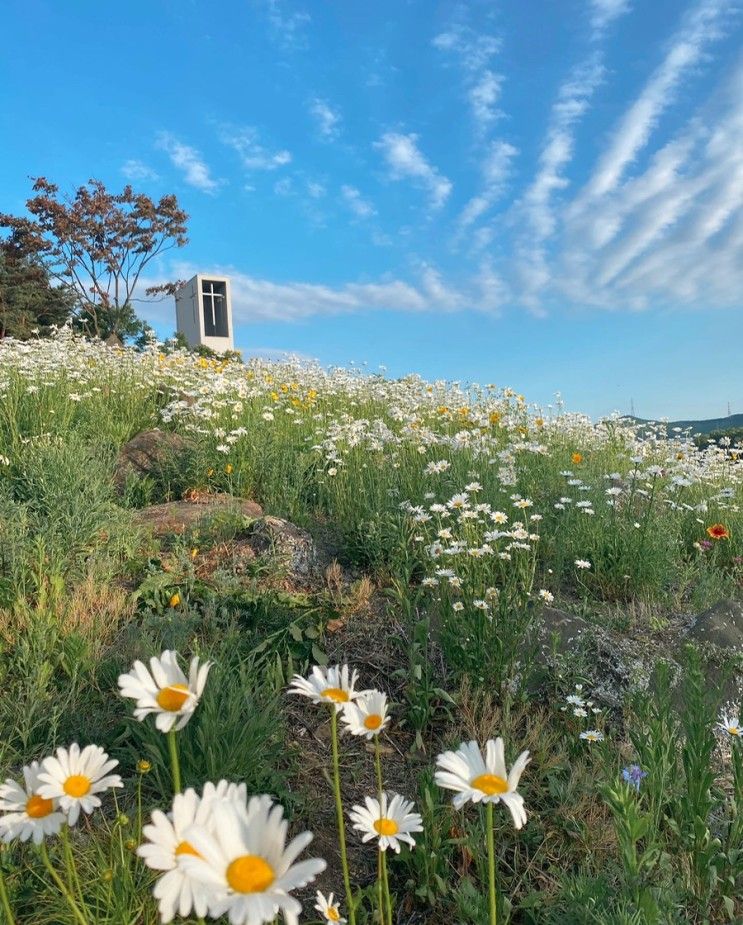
[{"x1": 619, "y1": 413, "x2": 743, "y2": 436}]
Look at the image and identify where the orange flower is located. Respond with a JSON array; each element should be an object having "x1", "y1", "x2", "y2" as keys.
[
  {"x1": 706, "y1": 523, "x2": 730, "y2": 540},
  {"x1": 571, "y1": 452, "x2": 583, "y2": 465},
  {"x1": 169, "y1": 592, "x2": 181, "y2": 608}
]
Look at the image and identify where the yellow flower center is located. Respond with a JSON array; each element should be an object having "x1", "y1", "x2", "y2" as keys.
[
  {"x1": 175, "y1": 840, "x2": 201, "y2": 858},
  {"x1": 26, "y1": 794, "x2": 54, "y2": 818},
  {"x1": 327, "y1": 907, "x2": 341, "y2": 922},
  {"x1": 364, "y1": 714, "x2": 383, "y2": 731},
  {"x1": 63, "y1": 775, "x2": 92, "y2": 798},
  {"x1": 322, "y1": 687, "x2": 349, "y2": 703},
  {"x1": 226, "y1": 854, "x2": 275, "y2": 893},
  {"x1": 374, "y1": 818, "x2": 399, "y2": 836},
  {"x1": 471, "y1": 773, "x2": 509, "y2": 796},
  {"x1": 156, "y1": 684, "x2": 191, "y2": 712}
]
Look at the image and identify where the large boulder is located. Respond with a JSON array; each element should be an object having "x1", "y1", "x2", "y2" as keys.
[
  {"x1": 247, "y1": 516, "x2": 319, "y2": 578},
  {"x1": 134, "y1": 493, "x2": 263, "y2": 538},
  {"x1": 686, "y1": 599, "x2": 743, "y2": 651},
  {"x1": 113, "y1": 429, "x2": 191, "y2": 494},
  {"x1": 534, "y1": 606, "x2": 656, "y2": 706}
]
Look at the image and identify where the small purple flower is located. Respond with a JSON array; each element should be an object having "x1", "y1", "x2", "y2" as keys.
[{"x1": 621, "y1": 765, "x2": 647, "y2": 791}]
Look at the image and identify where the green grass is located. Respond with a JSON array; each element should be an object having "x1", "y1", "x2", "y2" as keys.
[{"x1": 0, "y1": 333, "x2": 740, "y2": 924}]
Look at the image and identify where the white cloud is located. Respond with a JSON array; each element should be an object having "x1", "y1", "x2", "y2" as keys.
[
  {"x1": 121, "y1": 159, "x2": 159, "y2": 182},
  {"x1": 340, "y1": 185, "x2": 376, "y2": 219},
  {"x1": 554, "y1": 60, "x2": 743, "y2": 311},
  {"x1": 589, "y1": 0, "x2": 632, "y2": 33},
  {"x1": 580, "y1": 0, "x2": 732, "y2": 203},
  {"x1": 513, "y1": 56, "x2": 606, "y2": 305},
  {"x1": 307, "y1": 180, "x2": 326, "y2": 199},
  {"x1": 433, "y1": 24, "x2": 503, "y2": 134},
  {"x1": 260, "y1": 0, "x2": 311, "y2": 49},
  {"x1": 139, "y1": 260, "x2": 505, "y2": 323},
  {"x1": 309, "y1": 97, "x2": 341, "y2": 140},
  {"x1": 273, "y1": 177, "x2": 293, "y2": 196},
  {"x1": 469, "y1": 71, "x2": 504, "y2": 131},
  {"x1": 374, "y1": 132, "x2": 452, "y2": 208},
  {"x1": 156, "y1": 133, "x2": 222, "y2": 193},
  {"x1": 458, "y1": 140, "x2": 518, "y2": 232},
  {"x1": 220, "y1": 125, "x2": 291, "y2": 171}
]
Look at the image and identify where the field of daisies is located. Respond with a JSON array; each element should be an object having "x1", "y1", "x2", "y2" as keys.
[{"x1": 0, "y1": 329, "x2": 741, "y2": 925}]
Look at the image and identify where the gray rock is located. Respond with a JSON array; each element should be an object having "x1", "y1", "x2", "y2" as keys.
[
  {"x1": 247, "y1": 516, "x2": 318, "y2": 577},
  {"x1": 534, "y1": 606, "x2": 655, "y2": 707},
  {"x1": 687, "y1": 599, "x2": 743, "y2": 651},
  {"x1": 133, "y1": 494, "x2": 263, "y2": 537},
  {"x1": 113, "y1": 429, "x2": 191, "y2": 493},
  {"x1": 536, "y1": 606, "x2": 592, "y2": 657}
]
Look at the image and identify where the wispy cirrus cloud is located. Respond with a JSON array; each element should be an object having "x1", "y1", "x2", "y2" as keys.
[
  {"x1": 374, "y1": 132, "x2": 452, "y2": 208},
  {"x1": 578, "y1": 0, "x2": 734, "y2": 205},
  {"x1": 341, "y1": 185, "x2": 376, "y2": 219},
  {"x1": 258, "y1": 0, "x2": 310, "y2": 50},
  {"x1": 433, "y1": 24, "x2": 503, "y2": 134},
  {"x1": 309, "y1": 97, "x2": 341, "y2": 140},
  {"x1": 589, "y1": 0, "x2": 632, "y2": 34},
  {"x1": 457, "y1": 139, "x2": 518, "y2": 234},
  {"x1": 121, "y1": 159, "x2": 159, "y2": 182},
  {"x1": 219, "y1": 125, "x2": 291, "y2": 171},
  {"x1": 156, "y1": 133, "x2": 223, "y2": 193},
  {"x1": 562, "y1": 63, "x2": 743, "y2": 308}
]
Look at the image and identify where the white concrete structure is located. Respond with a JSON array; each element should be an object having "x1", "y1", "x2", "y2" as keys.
[{"x1": 175, "y1": 274, "x2": 234, "y2": 352}]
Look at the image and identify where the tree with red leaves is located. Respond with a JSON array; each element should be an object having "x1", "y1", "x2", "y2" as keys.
[{"x1": 0, "y1": 177, "x2": 188, "y2": 342}]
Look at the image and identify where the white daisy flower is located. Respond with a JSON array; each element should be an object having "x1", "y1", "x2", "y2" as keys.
[
  {"x1": 718, "y1": 713, "x2": 741, "y2": 737},
  {"x1": 0, "y1": 761, "x2": 66, "y2": 844},
  {"x1": 314, "y1": 891, "x2": 346, "y2": 923},
  {"x1": 179, "y1": 795, "x2": 326, "y2": 925},
  {"x1": 349, "y1": 792, "x2": 423, "y2": 853},
  {"x1": 37, "y1": 743, "x2": 122, "y2": 826},
  {"x1": 288, "y1": 664, "x2": 360, "y2": 712},
  {"x1": 574, "y1": 559, "x2": 592, "y2": 570},
  {"x1": 580, "y1": 730, "x2": 604, "y2": 743},
  {"x1": 341, "y1": 689, "x2": 390, "y2": 739},
  {"x1": 138, "y1": 781, "x2": 250, "y2": 923},
  {"x1": 434, "y1": 739, "x2": 530, "y2": 828},
  {"x1": 118, "y1": 650, "x2": 212, "y2": 733}
]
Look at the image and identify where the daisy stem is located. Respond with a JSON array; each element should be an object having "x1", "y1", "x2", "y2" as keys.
[
  {"x1": 373, "y1": 736, "x2": 384, "y2": 800},
  {"x1": 0, "y1": 865, "x2": 15, "y2": 925},
  {"x1": 167, "y1": 728, "x2": 182, "y2": 794},
  {"x1": 486, "y1": 802, "x2": 498, "y2": 925},
  {"x1": 377, "y1": 851, "x2": 385, "y2": 925},
  {"x1": 60, "y1": 825, "x2": 86, "y2": 910},
  {"x1": 136, "y1": 773, "x2": 143, "y2": 842},
  {"x1": 374, "y1": 737, "x2": 393, "y2": 925},
  {"x1": 38, "y1": 843, "x2": 89, "y2": 925},
  {"x1": 380, "y1": 848, "x2": 393, "y2": 925},
  {"x1": 330, "y1": 707, "x2": 355, "y2": 925}
]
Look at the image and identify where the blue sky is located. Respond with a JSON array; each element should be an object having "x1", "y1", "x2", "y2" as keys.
[{"x1": 2, "y1": 0, "x2": 742, "y2": 419}]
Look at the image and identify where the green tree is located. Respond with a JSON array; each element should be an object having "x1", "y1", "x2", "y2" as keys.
[
  {"x1": 0, "y1": 240, "x2": 74, "y2": 339},
  {"x1": 0, "y1": 177, "x2": 188, "y2": 343}
]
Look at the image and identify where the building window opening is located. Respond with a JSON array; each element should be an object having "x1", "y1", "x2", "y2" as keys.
[{"x1": 202, "y1": 280, "x2": 228, "y2": 337}]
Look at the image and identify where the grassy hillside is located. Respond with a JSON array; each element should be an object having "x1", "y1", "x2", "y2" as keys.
[
  {"x1": 0, "y1": 332, "x2": 740, "y2": 925},
  {"x1": 622, "y1": 412, "x2": 743, "y2": 436}
]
